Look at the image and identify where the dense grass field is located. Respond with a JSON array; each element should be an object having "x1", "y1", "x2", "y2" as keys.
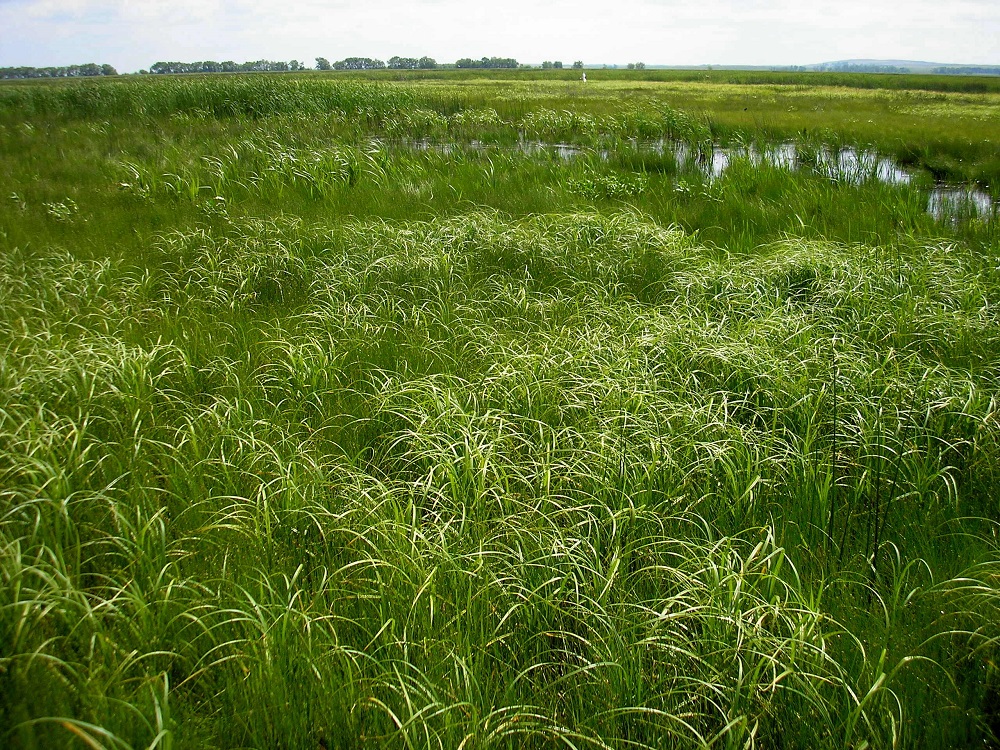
[{"x1": 1, "y1": 72, "x2": 999, "y2": 748}]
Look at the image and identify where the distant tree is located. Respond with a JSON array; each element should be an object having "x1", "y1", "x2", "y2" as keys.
[
  {"x1": 542, "y1": 61, "x2": 553, "y2": 69},
  {"x1": 553, "y1": 61, "x2": 563, "y2": 69},
  {"x1": 289, "y1": 60, "x2": 302, "y2": 71},
  {"x1": 334, "y1": 57, "x2": 386, "y2": 70},
  {"x1": 388, "y1": 56, "x2": 420, "y2": 69},
  {"x1": 418, "y1": 56, "x2": 437, "y2": 69},
  {"x1": 455, "y1": 57, "x2": 519, "y2": 69},
  {"x1": 572, "y1": 61, "x2": 583, "y2": 69},
  {"x1": 315, "y1": 57, "x2": 332, "y2": 71},
  {"x1": 627, "y1": 63, "x2": 635, "y2": 70},
  {"x1": 635, "y1": 62, "x2": 646, "y2": 70}
]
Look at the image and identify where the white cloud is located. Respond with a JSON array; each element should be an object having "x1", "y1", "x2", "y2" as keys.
[{"x1": 0, "y1": 0, "x2": 997, "y2": 71}]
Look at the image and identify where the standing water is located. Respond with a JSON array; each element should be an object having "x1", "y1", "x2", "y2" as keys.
[{"x1": 394, "y1": 137, "x2": 996, "y2": 222}]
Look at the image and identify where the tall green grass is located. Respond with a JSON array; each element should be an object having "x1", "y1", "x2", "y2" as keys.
[
  {"x1": 0, "y1": 76, "x2": 416, "y2": 120},
  {"x1": 2, "y1": 210, "x2": 999, "y2": 747},
  {"x1": 1, "y1": 73, "x2": 999, "y2": 748}
]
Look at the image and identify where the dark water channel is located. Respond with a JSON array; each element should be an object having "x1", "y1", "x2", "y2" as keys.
[{"x1": 398, "y1": 138, "x2": 997, "y2": 222}]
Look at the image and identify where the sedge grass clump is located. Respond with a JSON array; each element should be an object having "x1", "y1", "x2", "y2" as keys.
[
  {"x1": 449, "y1": 107, "x2": 508, "y2": 134},
  {"x1": 2, "y1": 206, "x2": 996, "y2": 747},
  {"x1": 566, "y1": 171, "x2": 649, "y2": 201},
  {"x1": 522, "y1": 108, "x2": 601, "y2": 143},
  {"x1": 116, "y1": 138, "x2": 394, "y2": 207},
  {"x1": 606, "y1": 103, "x2": 713, "y2": 147}
]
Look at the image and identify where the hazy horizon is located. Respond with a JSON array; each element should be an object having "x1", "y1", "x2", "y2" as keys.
[{"x1": 1, "y1": 0, "x2": 997, "y2": 73}]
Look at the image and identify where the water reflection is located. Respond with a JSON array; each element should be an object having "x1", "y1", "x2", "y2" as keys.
[
  {"x1": 518, "y1": 141, "x2": 586, "y2": 160},
  {"x1": 812, "y1": 148, "x2": 911, "y2": 186},
  {"x1": 403, "y1": 138, "x2": 586, "y2": 160},
  {"x1": 928, "y1": 188, "x2": 996, "y2": 221},
  {"x1": 394, "y1": 137, "x2": 995, "y2": 222},
  {"x1": 631, "y1": 141, "x2": 994, "y2": 222},
  {"x1": 665, "y1": 141, "x2": 911, "y2": 185}
]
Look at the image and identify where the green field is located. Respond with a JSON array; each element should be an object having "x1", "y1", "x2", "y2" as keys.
[{"x1": 1, "y1": 72, "x2": 999, "y2": 748}]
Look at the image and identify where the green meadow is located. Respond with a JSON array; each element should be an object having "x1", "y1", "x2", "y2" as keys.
[{"x1": 1, "y1": 71, "x2": 999, "y2": 748}]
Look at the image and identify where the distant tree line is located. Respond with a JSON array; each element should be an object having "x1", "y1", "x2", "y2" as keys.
[
  {"x1": 455, "y1": 57, "x2": 519, "y2": 69},
  {"x1": 325, "y1": 57, "x2": 387, "y2": 71},
  {"x1": 0, "y1": 63, "x2": 117, "y2": 80},
  {"x1": 932, "y1": 66, "x2": 1000, "y2": 76},
  {"x1": 792, "y1": 63, "x2": 1000, "y2": 77},
  {"x1": 813, "y1": 63, "x2": 907, "y2": 74},
  {"x1": 148, "y1": 60, "x2": 307, "y2": 74},
  {"x1": 387, "y1": 57, "x2": 438, "y2": 69},
  {"x1": 140, "y1": 54, "x2": 612, "y2": 76},
  {"x1": 317, "y1": 56, "x2": 516, "y2": 70}
]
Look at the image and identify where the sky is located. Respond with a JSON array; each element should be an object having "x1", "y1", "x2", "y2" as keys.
[{"x1": 0, "y1": 0, "x2": 997, "y2": 73}]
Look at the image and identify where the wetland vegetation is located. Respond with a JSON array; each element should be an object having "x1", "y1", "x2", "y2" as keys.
[{"x1": 1, "y1": 71, "x2": 999, "y2": 748}]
